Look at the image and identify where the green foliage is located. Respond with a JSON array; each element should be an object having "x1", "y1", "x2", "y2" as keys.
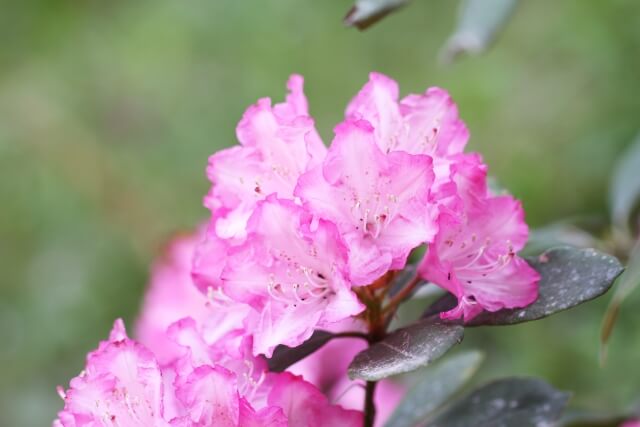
[
  {"x1": 267, "y1": 330, "x2": 335, "y2": 372},
  {"x1": 440, "y1": 0, "x2": 520, "y2": 63},
  {"x1": 609, "y1": 133, "x2": 640, "y2": 233},
  {"x1": 428, "y1": 378, "x2": 570, "y2": 427},
  {"x1": 345, "y1": 0, "x2": 411, "y2": 30},
  {"x1": 386, "y1": 351, "x2": 484, "y2": 427},
  {"x1": 601, "y1": 240, "x2": 640, "y2": 352},
  {"x1": 349, "y1": 319, "x2": 464, "y2": 381}
]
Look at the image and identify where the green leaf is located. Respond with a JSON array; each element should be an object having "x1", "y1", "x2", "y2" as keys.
[
  {"x1": 427, "y1": 377, "x2": 570, "y2": 427},
  {"x1": 266, "y1": 330, "x2": 334, "y2": 372},
  {"x1": 344, "y1": 0, "x2": 411, "y2": 30},
  {"x1": 424, "y1": 247, "x2": 623, "y2": 326},
  {"x1": 348, "y1": 319, "x2": 463, "y2": 381},
  {"x1": 610, "y1": 132, "x2": 640, "y2": 232},
  {"x1": 385, "y1": 351, "x2": 484, "y2": 427},
  {"x1": 440, "y1": 0, "x2": 520, "y2": 64},
  {"x1": 601, "y1": 239, "x2": 640, "y2": 352},
  {"x1": 558, "y1": 409, "x2": 626, "y2": 427}
]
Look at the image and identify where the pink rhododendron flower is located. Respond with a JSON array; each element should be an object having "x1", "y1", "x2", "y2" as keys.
[
  {"x1": 346, "y1": 72, "x2": 468, "y2": 155},
  {"x1": 621, "y1": 420, "x2": 640, "y2": 427},
  {"x1": 204, "y1": 75, "x2": 325, "y2": 241},
  {"x1": 221, "y1": 196, "x2": 363, "y2": 356},
  {"x1": 345, "y1": 72, "x2": 469, "y2": 200},
  {"x1": 289, "y1": 320, "x2": 405, "y2": 427},
  {"x1": 343, "y1": 72, "x2": 538, "y2": 320},
  {"x1": 54, "y1": 319, "x2": 172, "y2": 427},
  {"x1": 296, "y1": 120, "x2": 437, "y2": 284},
  {"x1": 54, "y1": 320, "x2": 362, "y2": 427},
  {"x1": 419, "y1": 154, "x2": 539, "y2": 321}
]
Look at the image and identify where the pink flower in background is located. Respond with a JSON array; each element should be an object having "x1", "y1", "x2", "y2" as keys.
[
  {"x1": 419, "y1": 155, "x2": 539, "y2": 321},
  {"x1": 221, "y1": 197, "x2": 363, "y2": 356},
  {"x1": 288, "y1": 320, "x2": 405, "y2": 427},
  {"x1": 54, "y1": 320, "x2": 362, "y2": 427},
  {"x1": 296, "y1": 120, "x2": 436, "y2": 284},
  {"x1": 621, "y1": 420, "x2": 640, "y2": 427},
  {"x1": 136, "y1": 230, "x2": 250, "y2": 365}
]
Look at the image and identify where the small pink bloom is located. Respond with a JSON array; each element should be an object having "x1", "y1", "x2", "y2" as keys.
[
  {"x1": 54, "y1": 320, "x2": 172, "y2": 427},
  {"x1": 204, "y1": 75, "x2": 325, "y2": 240},
  {"x1": 345, "y1": 72, "x2": 469, "y2": 203},
  {"x1": 296, "y1": 119, "x2": 437, "y2": 284},
  {"x1": 346, "y1": 72, "x2": 468, "y2": 158},
  {"x1": 621, "y1": 421, "x2": 640, "y2": 427},
  {"x1": 221, "y1": 196, "x2": 364, "y2": 356},
  {"x1": 419, "y1": 155, "x2": 539, "y2": 321}
]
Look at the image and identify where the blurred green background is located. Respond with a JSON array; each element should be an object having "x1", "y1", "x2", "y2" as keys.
[{"x1": 1, "y1": 0, "x2": 639, "y2": 425}]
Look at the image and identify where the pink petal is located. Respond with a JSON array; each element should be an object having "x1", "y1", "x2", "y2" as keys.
[
  {"x1": 174, "y1": 365, "x2": 240, "y2": 427},
  {"x1": 55, "y1": 320, "x2": 170, "y2": 427},
  {"x1": 398, "y1": 87, "x2": 469, "y2": 156},
  {"x1": 420, "y1": 194, "x2": 539, "y2": 321},
  {"x1": 345, "y1": 72, "x2": 402, "y2": 153},
  {"x1": 135, "y1": 233, "x2": 213, "y2": 364},
  {"x1": 267, "y1": 373, "x2": 363, "y2": 427},
  {"x1": 297, "y1": 119, "x2": 436, "y2": 284}
]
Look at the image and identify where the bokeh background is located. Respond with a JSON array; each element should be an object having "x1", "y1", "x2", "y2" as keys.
[{"x1": 1, "y1": 1, "x2": 639, "y2": 425}]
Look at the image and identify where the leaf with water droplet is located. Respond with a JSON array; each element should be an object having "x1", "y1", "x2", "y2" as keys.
[
  {"x1": 348, "y1": 318, "x2": 463, "y2": 381},
  {"x1": 385, "y1": 351, "x2": 484, "y2": 427},
  {"x1": 424, "y1": 247, "x2": 623, "y2": 326},
  {"x1": 427, "y1": 377, "x2": 570, "y2": 427}
]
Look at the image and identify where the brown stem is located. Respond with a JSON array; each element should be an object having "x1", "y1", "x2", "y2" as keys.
[
  {"x1": 363, "y1": 380, "x2": 377, "y2": 427},
  {"x1": 333, "y1": 331, "x2": 371, "y2": 341},
  {"x1": 382, "y1": 274, "x2": 422, "y2": 318}
]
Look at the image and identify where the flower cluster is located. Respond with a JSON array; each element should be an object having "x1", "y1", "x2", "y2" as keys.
[
  {"x1": 194, "y1": 72, "x2": 539, "y2": 355},
  {"x1": 54, "y1": 233, "x2": 364, "y2": 427},
  {"x1": 54, "y1": 73, "x2": 539, "y2": 427}
]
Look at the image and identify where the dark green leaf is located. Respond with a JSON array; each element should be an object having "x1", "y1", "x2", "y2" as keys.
[
  {"x1": 344, "y1": 0, "x2": 411, "y2": 30},
  {"x1": 558, "y1": 409, "x2": 626, "y2": 427},
  {"x1": 610, "y1": 132, "x2": 640, "y2": 232},
  {"x1": 385, "y1": 351, "x2": 484, "y2": 427},
  {"x1": 267, "y1": 330, "x2": 334, "y2": 372},
  {"x1": 601, "y1": 239, "x2": 640, "y2": 352},
  {"x1": 427, "y1": 377, "x2": 570, "y2": 427},
  {"x1": 348, "y1": 319, "x2": 463, "y2": 381},
  {"x1": 440, "y1": 0, "x2": 520, "y2": 64},
  {"x1": 467, "y1": 247, "x2": 623, "y2": 326}
]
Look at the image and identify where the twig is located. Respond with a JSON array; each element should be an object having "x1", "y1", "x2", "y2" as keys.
[
  {"x1": 333, "y1": 331, "x2": 371, "y2": 341},
  {"x1": 363, "y1": 380, "x2": 378, "y2": 427},
  {"x1": 382, "y1": 274, "x2": 422, "y2": 318}
]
